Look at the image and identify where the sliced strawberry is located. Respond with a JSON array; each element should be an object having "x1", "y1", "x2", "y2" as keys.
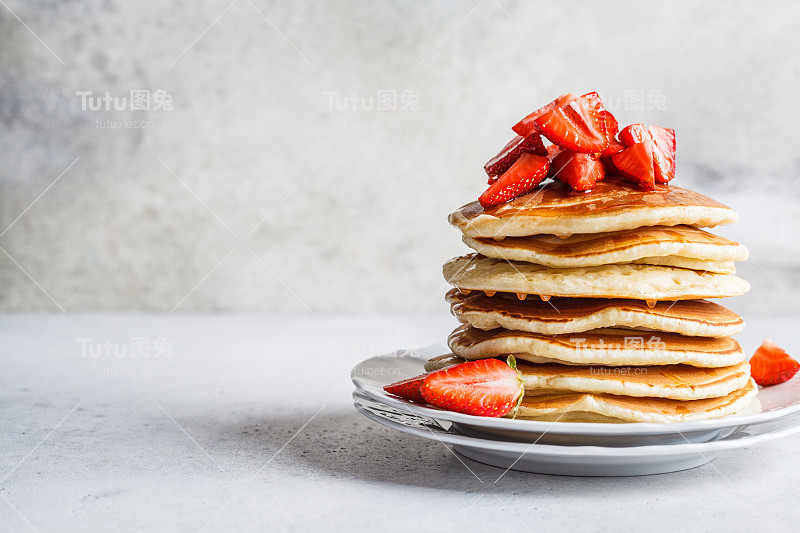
[
  {"x1": 649, "y1": 126, "x2": 676, "y2": 183},
  {"x1": 599, "y1": 138, "x2": 625, "y2": 175},
  {"x1": 750, "y1": 339, "x2": 800, "y2": 386},
  {"x1": 611, "y1": 142, "x2": 656, "y2": 189},
  {"x1": 550, "y1": 150, "x2": 605, "y2": 192},
  {"x1": 603, "y1": 109, "x2": 619, "y2": 140},
  {"x1": 484, "y1": 133, "x2": 547, "y2": 181},
  {"x1": 600, "y1": 155, "x2": 620, "y2": 176},
  {"x1": 619, "y1": 124, "x2": 649, "y2": 146},
  {"x1": 534, "y1": 92, "x2": 610, "y2": 153},
  {"x1": 421, "y1": 358, "x2": 523, "y2": 417},
  {"x1": 512, "y1": 93, "x2": 576, "y2": 137},
  {"x1": 546, "y1": 144, "x2": 563, "y2": 160},
  {"x1": 619, "y1": 124, "x2": 676, "y2": 183},
  {"x1": 601, "y1": 138, "x2": 626, "y2": 157},
  {"x1": 479, "y1": 153, "x2": 550, "y2": 207},
  {"x1": 384, "y1": 373, "x2": 429, "y2": 403}
]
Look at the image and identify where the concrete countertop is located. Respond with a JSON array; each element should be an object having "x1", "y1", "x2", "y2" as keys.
[{"x1": 1, "y1": 314, "x2": 798, "y2": 532}]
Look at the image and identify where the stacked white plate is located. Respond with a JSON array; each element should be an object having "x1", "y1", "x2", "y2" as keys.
[{"x1": 351, "y1": 344, "x2": 800, "y2": 476}]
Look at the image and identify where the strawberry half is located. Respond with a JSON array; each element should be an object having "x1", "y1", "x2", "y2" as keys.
[
  {"x1": 534, "y1": 92, "x2": 612, "y2": 153},
  {"x1": 611, "y1": 142, "x2": 656, "y2": 189},
  {"x1": 479, "y1": 152, "x2": 550, "y2": 208},
  {"x1": 421, "y1": 357, "x2": 524, "y2": 417},
  {"x1": 550, "y1": 150, "x2": 605, "y2": 192},
  {"x1": 384, "y1": 373, "x2": 430, "y2": 403},
  {"x1": 512, "y1": 93, "x2": 576, "y2": 137},
  {"x1": 484, "y1": 133, "x2": 547, "y2": 181},
  {"x1": 749, "y1": 339, "x2": 800, "y2": 386},
  {"x1": 619, "y1": 124, "x2": 676, "y2": 183}
]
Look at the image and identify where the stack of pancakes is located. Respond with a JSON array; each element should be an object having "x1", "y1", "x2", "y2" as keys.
[{"x1": 434, "y1": 177, "x2": 756, "y2": 423}]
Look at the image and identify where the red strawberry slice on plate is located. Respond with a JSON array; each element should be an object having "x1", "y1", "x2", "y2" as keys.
[
  {"x1": 484, "y1": 133, "x2": 547, "y2": 181},
  {"x1": 512, "y1": 93, "x2": 576, "y2": 137},
  {"x1": 619, "y1": 124, "x2": 676, "y2": 183},
  {"x1": 534, "y1": 92, "x2": 612, "y2": 153},
  {"x1": 550, "y1": 150, "x2": 606, "y2": 192},
  {"x1": 611, "y1": 142, "x2": 656, "y2": 189},
  {"x1": 421, "y1": 358, "x2": 524, "y2": 417},
  {"x1": 749, "y1": 339, "x2": 800, "y2": 386},
  {"x1": 384, "y1": 373, "x2": 429, "y2": 404},
  {"x1": 479, "y1": 152, "x2": 550, "y2": 207}
]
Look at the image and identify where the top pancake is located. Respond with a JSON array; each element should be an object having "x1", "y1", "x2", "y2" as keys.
[
  {"x1": 449, "y1": 177, "x2": 738, "y2": 238},
  {"x1": 462, "y1": 225, "x2": 748, "y2": 273}
]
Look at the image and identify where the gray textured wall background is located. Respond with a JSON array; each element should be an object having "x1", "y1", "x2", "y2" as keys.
[{"x1": 1, "y1": 0, "x2": 799, "y2": 315}]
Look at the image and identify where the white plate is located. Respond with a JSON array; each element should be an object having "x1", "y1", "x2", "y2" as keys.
[
  {"x1": 351, "y1": 344, "x2": 800, "y2": 446},
  {"x1": 353, "y1": 390, "x2": 800, "y2": 476}
]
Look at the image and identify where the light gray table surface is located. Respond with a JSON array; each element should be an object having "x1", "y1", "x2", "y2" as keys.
[{"x1": 1, "y1": 313, "x2": 799, "y2": 532}]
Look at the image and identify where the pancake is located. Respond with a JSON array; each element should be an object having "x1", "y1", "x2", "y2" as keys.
[
  {"x1": 446, "y1": 289, "x2": 745, "y2": 337},
  {"x1": 629, "y1": 256, "x2": 735, "y2": 275},
  {"x1": 423, "y1": 354, "x2": 750, "y2": 400},
  {"x1": 443, "y1": 254, "x2": 750, "y2": 300},
  {"x1": 448, "y1": 324, "x2": 746, "y2": 367},
  {"x1": 515, "y1": 360, "x2": 750, "y2": 400},
  {"x1": 450, "y1": 177, "x2": 738, "y2": 238},
  {"x1": 461, "y1": 224, "x2": 748, "y2": 273},
  {"x1": 511, "y1": 378, "x2": 758, "y2": 423}
]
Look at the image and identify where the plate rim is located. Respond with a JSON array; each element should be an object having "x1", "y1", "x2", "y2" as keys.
[{"x1": 353, "y1": 390, "x2": 800, "y2": 457}]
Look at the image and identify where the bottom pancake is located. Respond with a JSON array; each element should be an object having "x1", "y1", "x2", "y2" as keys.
[
  {"x1": 423, "y1": 354, "x2": 751, "y2": 400},
  {"x1": 516, "y1": 360, "x2": 749, "y2": 401},
  {"x1": 511, "y1": 379, "x2": 758, "y2": 423}
]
